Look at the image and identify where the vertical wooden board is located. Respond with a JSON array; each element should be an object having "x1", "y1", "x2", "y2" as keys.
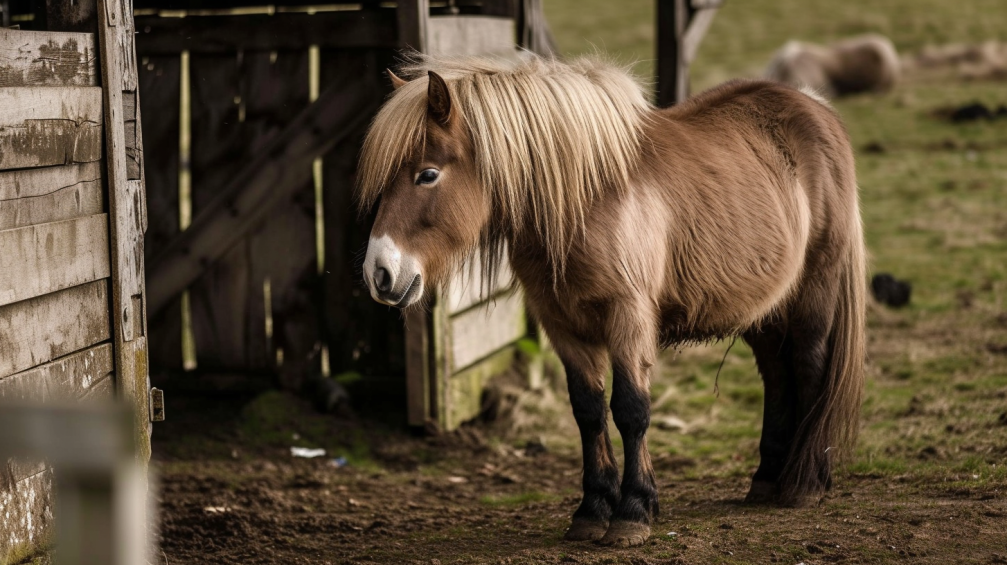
[
  {"x1": 185, "y1": 52, "x2": 248, "y2": 369},
  {"x1": 0, "y1": 86, "x2": 103, "y2": 171},
  {"x1": 0, "y1": 343, "x2": 114, "y2": 402},
  {"x1": 446, "y1": 251, "x2": 514, "y2": 314},
  {"x1": 137, "y1": 55, "x2": 182, "y2": 371},
  {"x1": 0, "y1": 280, "x2": 111, "y2": 379},
  {"x1": 0, "y1": 214, "x2": 111, "y2": 306},
  {"x1": 0, "y1": 29, "x2": 97, "y2": 87},
  {"x1": 447, "y1": 346, "x2": 515, "y2": 430},
  {"x1": 321, "y1": 48, "x2": 407, "y2": 383},
  {"x1": 450, "y1": 289, "x2": 526, "y2": 372},
  {"x1": 0, "y1": 469, "x2": 54, "y2": 559},
  {"x1": 242, "y1": 49, "x2": 315, "y2": 375},
  {"x1": 0, "y1": 163, "x2": 104, "y2": 230},
  {"x1": 426, "y1": 16, "x2": 516, "y2": 56}
]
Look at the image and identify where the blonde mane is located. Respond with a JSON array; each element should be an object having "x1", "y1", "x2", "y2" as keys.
[{"x1": 357, "y1": 53, "x2": 651, "y2": 278}]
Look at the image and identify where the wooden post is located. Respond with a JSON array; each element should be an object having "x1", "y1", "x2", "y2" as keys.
[
  {"x1": 96, "y1": 0, "x2": 152, "y2": 463},
  {"x1": 656, "y1": 0, "x2": 721, "y2": 107}
]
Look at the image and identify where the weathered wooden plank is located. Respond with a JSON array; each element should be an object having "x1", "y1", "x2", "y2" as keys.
[
  {"x1": 0, "y1": 279, "x2": 110, "y2": 379},
  {"x1": 447, "y1": 252, "x2": 513, "y2": 315},
  {"x1": 0, "y1": 343, "x2": 114, "y2": 403},
  {"x1": 0, "y1": 29, "x2": 97, "y2": 87},
  {"x1": 398, "y1": 0, "x2": 429, "y2": 50},
  {"x1": 0, "y1": 86, "x2": 103, "y2": 170},
  {"x1": 138, "y1": 55, "x2": 182, "y2": 371},
  {"x1": 98, "y1": 0, "x2": 152, "y2": 502},
  {"x1": 1, "y1": 459, "x2": 45, "y2": 491},
  {"x1": 185, "y1": 52, "x2": 248, "y2": 370},
  {"x1": 134, "y1": 10, "x2": 399, "y2": 54},
  {"x1": 405, "y1": 308, "x2": 431, "y2": 427},
  {"x1": 245, "y1": 50, "x2": 315, "y2": 374},
  {"x1": 0, "y1": 162, "x2": 103, "y2": 230},
  {"x1": 0, "y1": 468, "x2": 54, "y2": 561},
  {"x1": 0, "y1": 215, "x2": 110, "y2": 307},
  {"x1": 427, "y1": 15, "x2": 515, "y2": 56},
  {"x1": 447, "y1": 345, "x2": 516, "y2": 430},
  {"x1": 450, "y1": 289, "x2": 526, "y2": 372}
]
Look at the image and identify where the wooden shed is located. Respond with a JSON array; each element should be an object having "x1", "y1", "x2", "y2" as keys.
[{"x1": 1, "y1": 0, "x2": 151, "y2": 559}]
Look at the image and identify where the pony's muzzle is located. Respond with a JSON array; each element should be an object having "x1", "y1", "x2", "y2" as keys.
[{"x1": 364, "y1": 235, "x2": 424, "y2": 308}]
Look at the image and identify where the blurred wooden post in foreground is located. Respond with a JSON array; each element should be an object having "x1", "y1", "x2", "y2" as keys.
[
  {"x1": 0, "y1": 404, "x2": 146, "y2": 565},
  {"x1": 656, "y1": 0, "x2": 721, "y2": 107}
]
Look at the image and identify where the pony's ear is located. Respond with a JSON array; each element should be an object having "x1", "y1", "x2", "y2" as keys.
[
  {"x1": 386, "y1": 68, "x2": 408, "y2": 90},
  {"x1": 427, "y1": 70, "x2": 452, "y2": 125}
]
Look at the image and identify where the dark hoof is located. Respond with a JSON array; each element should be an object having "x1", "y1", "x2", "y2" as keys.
[
  {"x1": 744, "y1": 480, "x2": 778, "y2": 504},
  {"x1": 564, "y1": 518, "x2": 608, "y2": 542},
  {"x1": 597, "y1": 520, "x2": 650, "y2": 547}
]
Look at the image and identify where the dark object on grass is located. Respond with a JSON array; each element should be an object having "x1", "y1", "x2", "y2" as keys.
[
  {"x1": 306, "y1": 376, "x2": 351, "y2": 415},
  {"x1": 944, "y1": 102, "x2": 1007, "y2": 123},
  {"x1": 871, "y1": 273, "x2": 912, "y2": 307}
]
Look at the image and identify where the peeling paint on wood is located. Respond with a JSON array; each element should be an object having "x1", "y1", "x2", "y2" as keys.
[
  {"x1": 0, "y1": 468, "x2": 54, "y2": 561},
  {"x1": 0, "y1": 214, "x2": 111, "y2": 307},
  {"x1": 0, "y1": 343, "x2": 114, "y2": 403},
  {"x1": 0, "y1": 280, "x2": 111, "y2": 379},
  {"x1": 450, "y1": 289, "x2": 526, "y2": 372},
  {"x1": 0, "y1": 29, "x2": 97, "y2": 87},
  {"x1": 0, "y1": 87, "x2": 103, "y2": 171},
  {"x1": 0, "y1": 163, "x2": 104, "y2": 230}
]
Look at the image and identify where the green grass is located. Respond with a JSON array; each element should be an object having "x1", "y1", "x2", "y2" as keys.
[{"x1": 479, "y1": 491, "x2": 562, "y2": 507}]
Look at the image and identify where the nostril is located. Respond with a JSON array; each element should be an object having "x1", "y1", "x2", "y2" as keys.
[{"x1": 375, "y1": 267, "x2": 392, "y2": 292}]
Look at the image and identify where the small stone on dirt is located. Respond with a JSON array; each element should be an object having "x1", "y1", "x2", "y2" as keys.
[
  {"x1": 447, "y1": 476, "x2": 468, "y2": 484},
  {"x1": 524, "y1": 437, "x2": 548, "y2": 456}
]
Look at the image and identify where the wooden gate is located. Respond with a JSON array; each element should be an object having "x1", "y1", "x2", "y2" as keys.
[
  {"x1": 0, "y1": 1, "x2": 151, "y2": 559},
  {"x1": 131, "y1": 0, "x2": 555, "y2": 431}
]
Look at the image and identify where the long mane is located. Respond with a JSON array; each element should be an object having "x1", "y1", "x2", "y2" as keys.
[{"x1": 357, "y1": 53, "x2": 651, "y2": 279}]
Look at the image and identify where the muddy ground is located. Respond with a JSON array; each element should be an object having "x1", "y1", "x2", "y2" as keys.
[{"x1": 153, "y1": 390, "x2": 1007, "y2": 565}]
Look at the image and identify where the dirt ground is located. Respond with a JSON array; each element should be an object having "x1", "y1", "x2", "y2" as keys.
[{"x1": 153, "y1": 388, "x2": 1007, "y2": 565}]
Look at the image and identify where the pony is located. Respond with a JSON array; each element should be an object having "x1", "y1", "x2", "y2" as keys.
[
  {"x1": 765, "y1": 34, "x2": 900, "y2": 98},
  {"x1": 357, "y1": 53, "x2": 866, "y2": 547}
]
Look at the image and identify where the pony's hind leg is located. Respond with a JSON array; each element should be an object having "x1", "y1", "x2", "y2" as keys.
[
  {"x1": 777, "y1": 274, "x2": 842, "y2": 506},
  {"x1": 554, "y1": 340, "x2": 620, "y2": 541},
  {"x1": 743, "y1": 325, "x2": 796, "y2": 504}
]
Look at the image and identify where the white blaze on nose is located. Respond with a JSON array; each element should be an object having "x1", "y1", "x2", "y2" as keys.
[{"x1": 364, "y1": 234, "x2": 423, "y2": 306}]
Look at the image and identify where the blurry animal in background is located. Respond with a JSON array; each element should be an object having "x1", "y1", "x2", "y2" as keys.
[
  {"x1": 903, "y1": 40, "x2": 1007, "y2": 81},
  {"x1": 766, "y1": 34, "x2": 900, "y2": 98},
  {"x1": 358, "y1": 53, "x2": 866, "y2": 547}
]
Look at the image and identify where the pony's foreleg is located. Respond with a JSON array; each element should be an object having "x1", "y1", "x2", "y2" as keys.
[
  {"x1": 554, "y1": 340, "x2": 620, "y2": 541},
  {"x1": 599, "y1": 317, "x2": 659, "y2": 547}
]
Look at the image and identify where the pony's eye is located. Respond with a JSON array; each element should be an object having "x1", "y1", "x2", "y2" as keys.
[{"x1": 416, "y1": 169, "x2": 440, "y2": 185}]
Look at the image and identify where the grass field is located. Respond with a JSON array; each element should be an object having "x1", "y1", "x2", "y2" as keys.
[{"x1": 154, "y1": 1, "x2": 1007, "y2": 563}]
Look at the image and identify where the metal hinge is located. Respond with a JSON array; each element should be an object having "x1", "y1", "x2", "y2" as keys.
[{"x1": 149, "y1": 388, "x2": 165, "y2": 422}]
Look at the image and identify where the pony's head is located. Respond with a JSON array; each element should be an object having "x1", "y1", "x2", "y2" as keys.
[
  {"x1": 358, "y1": 70, "x2": 487, "y2": 308},
  {"x1": 357, "y1": 54, "x2": 649, "y2": 308}
]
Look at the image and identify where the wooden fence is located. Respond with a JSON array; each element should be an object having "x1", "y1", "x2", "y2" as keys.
[{"x1": 0, "y1": 1, "x2": 152, "y2": 558}]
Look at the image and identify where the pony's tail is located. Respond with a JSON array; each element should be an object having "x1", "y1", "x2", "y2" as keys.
[{"x1": 782, "y1": 213, "x2": 867, "y2": 504}]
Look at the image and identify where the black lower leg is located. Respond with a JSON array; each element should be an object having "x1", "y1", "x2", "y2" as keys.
[
  {"x1": 789, "y1": 327, "x2": 833, "y2": 493},
  {"x1": 565, "y1": 363, "x2": 620, "y2": 523},
  {"x1": 744, "y1": 328, "x2": 795, "y2": 497},
  {"x1": 609, "y1": 364, "x2": 658, "y2": 524}
]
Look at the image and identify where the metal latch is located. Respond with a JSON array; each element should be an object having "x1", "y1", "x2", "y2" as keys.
[{"x1": 149, "y1": 388, "x2": 165, "y2": 422}]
